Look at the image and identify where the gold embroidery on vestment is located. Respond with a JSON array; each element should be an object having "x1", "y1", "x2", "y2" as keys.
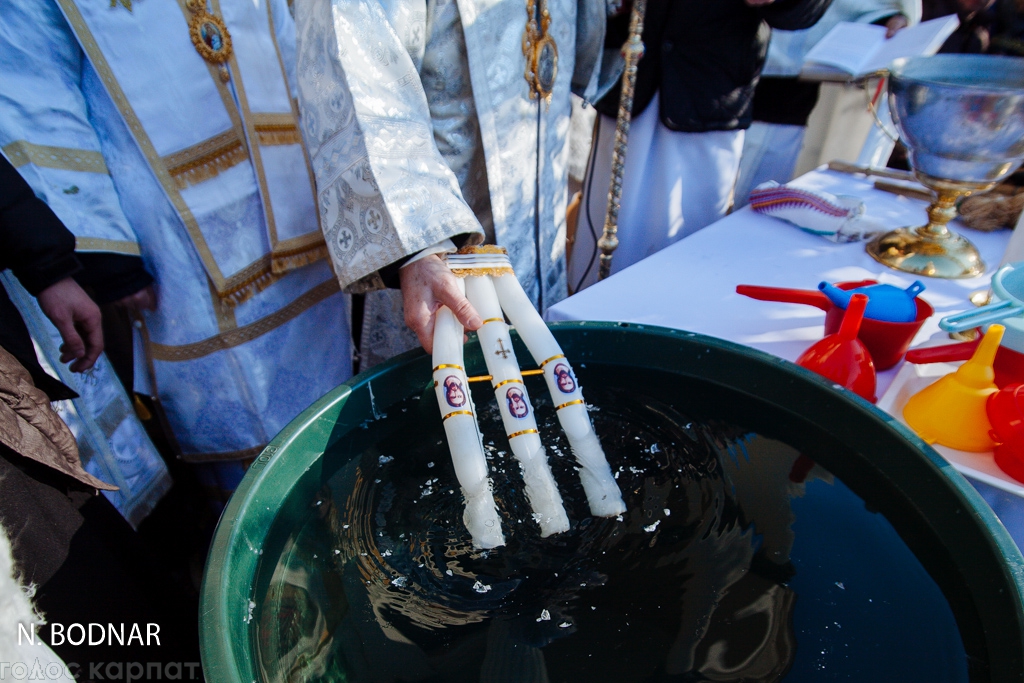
[
  {"x1": 61, "y1": 0, "x2": 325, "y2": 306},
  {"x1": 147, "y1": 278, "x2": 340, "y2": 361},
  {"x1": 3, "y1": 141, "x2": 108, "y2": 174},
  {"x1": 74, "y1": 237, "x2": 141, "y2": 256}
]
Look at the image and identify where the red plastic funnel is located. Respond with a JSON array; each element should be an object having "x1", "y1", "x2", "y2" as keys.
[
  {"x1": 797, "y1": 293, "x2": 877, "y2": 402},
  {"x1": 988, "y1": 384, "x2": 1024, "y2": 483},
  {"x1": 737, "y1": 280, "x2": 931, "y2": 370},
  {"x1": 988, "y1": 383, "x2": 1024, "y2": 442},
  {"x1": 823, "y1": 282, "x2": 932, "y2": 371}
]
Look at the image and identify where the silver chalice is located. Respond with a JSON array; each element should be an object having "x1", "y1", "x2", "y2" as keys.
[{"x1": 867, "y1": 54, "x2": 1024, "y2": 279}]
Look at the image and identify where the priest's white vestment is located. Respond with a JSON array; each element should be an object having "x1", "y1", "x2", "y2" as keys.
[
  {"x1": 0, "y1": 0, "x2": 352, "y2": 461},
  {"x1": 295, "y1": 0, "x2": 611, "y2": 364}
]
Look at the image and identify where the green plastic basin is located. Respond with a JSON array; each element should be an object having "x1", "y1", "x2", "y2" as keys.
[{"x1": 200, "y1": 322, "x2": 1024, "y2": 681}]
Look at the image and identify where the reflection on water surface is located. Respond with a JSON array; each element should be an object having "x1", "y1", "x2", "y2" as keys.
[{"x1": 254, "y1": 385, "x2": 966, "y2": 682}]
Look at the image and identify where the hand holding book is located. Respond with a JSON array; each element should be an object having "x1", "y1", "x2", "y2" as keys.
[{"x1": 799, "y1": 14, "x2": 960, "y2": 81}]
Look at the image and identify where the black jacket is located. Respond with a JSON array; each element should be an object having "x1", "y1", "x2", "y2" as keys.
[
  {"x1": 0, "y1": 155, "x2": 83, "y2": 400},
  {"x1": 597, "y1": 0, "x2": 833, "y2": 132},
  {"x1": 0, "y1": 155, "x2": 154, "y2": 401}
]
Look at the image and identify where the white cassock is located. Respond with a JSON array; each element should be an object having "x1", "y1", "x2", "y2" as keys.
[
  {"x1": 570, "y1": 94, "x2": 746, "y2": 293},
  {"x1": 295, "y1": 0, "x2": 613, "y2": 365},
  {"x1": 732, "y1": 0, "x2": 922, "y2": 206},
  {"x1": 0, "y1": 0, "x2": 352, "y2": 461}
]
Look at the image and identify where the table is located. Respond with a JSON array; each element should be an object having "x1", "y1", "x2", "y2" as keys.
[{"x1": 548, "y1": 167, "x2": 1024, "y2": 547}]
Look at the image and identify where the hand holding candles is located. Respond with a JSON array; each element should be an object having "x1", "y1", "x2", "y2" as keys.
[{"x1": 432, "y1": 247, "x2": 626, "y2": 548}]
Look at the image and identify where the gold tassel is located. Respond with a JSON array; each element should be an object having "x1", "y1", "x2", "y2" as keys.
[
  {"x1": 270, "y1": 243, "x2": 329, "y2": 275},
  {"x1": 212, "y1": 243, "x2": 327, "y2": 307},
  {"x1": 166, "y1": 138, "x2": 247, "y2": 189},
  {"x1": 219, "y1": 269, "x2": 282, "y2": 307},
  {"x1": 256, "y1": 127, "x2": 303, "y2": 147}
]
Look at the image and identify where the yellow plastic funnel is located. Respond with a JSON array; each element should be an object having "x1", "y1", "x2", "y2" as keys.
[{"x1": 904, "y1": 324, "x2": 1004, "y2": 452}]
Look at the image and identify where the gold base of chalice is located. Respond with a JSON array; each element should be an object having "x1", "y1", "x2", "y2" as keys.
[
  {"x1": 867, "y1": 54, "x2": 1024, "y2": 279},
  {"x1": 867, "y1": 186, "x2": 986, "y2": 279}
]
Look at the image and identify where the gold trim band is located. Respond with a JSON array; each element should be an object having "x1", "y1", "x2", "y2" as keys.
[
  {"x1": 433, "y1": 364, "x2": 464, "y2": 373},
  {"x1": 458, "y1": 245, "x2": 508, "y2": 255},
  {"x1": 555, "y1": 399, "x2": 585, "y2": 411},
  {"x1": 492, "y1": 378, "x2": 523, "y2": 390},
  {"x1": 449, "y1": 266, "x2": 515, "y2": 278},
  {"x1": 272, "y1": 231, "x2": 329, "y2": 255},
  {"x1": 255, "y1": 127, "x2": 302, "y2": 146},
  {"x1": 540, "y1": 354, "x2": 566, "y2": 368},
  {"x1": 507, "y1": 429, "x2": 539, "y2": 440},
  {"x1": 3, "y1": 140, "x2": 108, "y2": 174},
  {"x1": 250, "y1": 112, "x2": 295, "y2": 127},
  {"x1": 253, "y1": 114, "x2": 303, "y2": 146},
  {"x1": 481, "y1": 317, "x2": 505, "y2": 325},
  {"x1": 74, "y1": 237, "x2": 141, "y2": 256},
  {"x1": 147, "y1": 278, "x2": 339, "y2": 361},
  {"x1": 443, "y1": 410, "x2": 475, "y2": 421}
]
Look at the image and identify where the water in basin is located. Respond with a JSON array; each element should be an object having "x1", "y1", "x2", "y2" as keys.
[{"x1": 250, "y1": 372, "x2": 966, "y2": 682}]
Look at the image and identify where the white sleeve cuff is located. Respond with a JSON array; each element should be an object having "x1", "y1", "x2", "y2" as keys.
[{"x1": 400, "y1": 239, "x2": 458, "y2": 269}]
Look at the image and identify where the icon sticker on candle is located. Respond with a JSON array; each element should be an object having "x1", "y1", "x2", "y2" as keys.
[
  {"x1": 506, "y1": 387, "x2": 530, "y2": 418},
  {"x1": 444, "y1": 376, "x2": 467, "y2": 408},
  {"x1": 553, "y1": 363, "x2": 576, "y2": 393}
]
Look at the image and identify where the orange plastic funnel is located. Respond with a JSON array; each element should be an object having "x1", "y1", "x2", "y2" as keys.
[
  {"x1": 797, "y1": 293, "x2": 876, "y2": 402},
  {"x1": 903, "y1": 324, "x2": 1004, "y2": 452}
]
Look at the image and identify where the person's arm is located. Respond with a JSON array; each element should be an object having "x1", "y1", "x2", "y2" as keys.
[
  {"x1": 295, "y1": 0, "x2": 487, "y2": 348},
  {"x1": 753, "y1": 0, "x2": 835, "y2": 31},
  {"x1": 0, "y1": 155, "x2": 103, "y2": 372}
]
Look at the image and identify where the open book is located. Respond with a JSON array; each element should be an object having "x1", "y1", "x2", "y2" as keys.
[{"x1": 799, "y1": 14, "x2": 960, "y2": 81}]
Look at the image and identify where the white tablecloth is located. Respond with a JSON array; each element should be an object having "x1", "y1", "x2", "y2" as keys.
[
  {"x1": 549, "y1": 168, "x2": 1024, "y2": 532},
  {"x1": 551, "y1": 169, "x2": 1009, "y2": 396}
]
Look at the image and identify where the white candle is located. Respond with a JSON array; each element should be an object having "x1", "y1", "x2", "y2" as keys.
[
  {"x1": 464, "y1": 275, "x2": 570, "y2": 536},
  {"x1": 492, "y1": 274, "x2": 626, "y2": 517},
  {"x1": 432, "y1": 279, "x2": 505, "y2": 549}
]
